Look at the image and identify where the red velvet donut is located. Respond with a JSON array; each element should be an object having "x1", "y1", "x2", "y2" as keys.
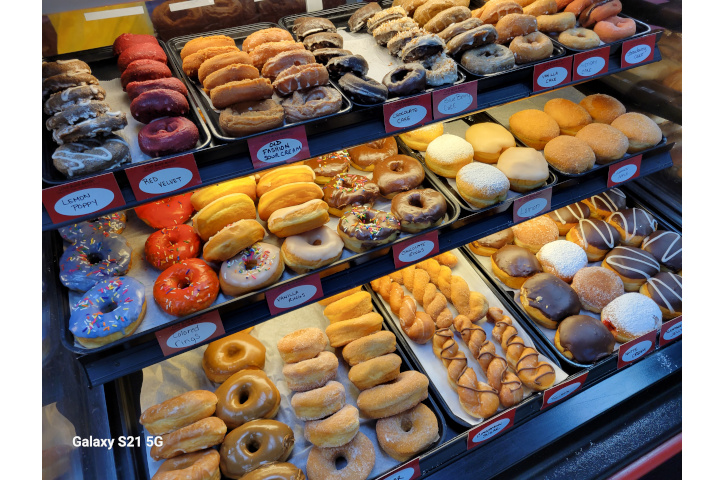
[
  {"x1": 138, "y1": 117, "x2": 199, "y2": 157},
  {"x1": 118, "y1": 42, "x2": 167, "y2": 72},
  {"x1": 135, "y1": 192, "x2": 195, "y2": 229},
  {"x1": 130, "y1": 89, "x2": 189, "y2": 124},
  {"x1": 145, "y1": 224, "x2": 201, "y2": 270},
  {"x1": 153, "y1": 258, "x2": 219, "y2": 316},
  {"x1": 127, "y1": 77, "x2": 188, "y2": 101},
  {"x1": 121, "y1": 59, "x2": 171, "y2": 90},
  {"x1": 113, "y1": 33, "x2": 158, "y2": 56}
]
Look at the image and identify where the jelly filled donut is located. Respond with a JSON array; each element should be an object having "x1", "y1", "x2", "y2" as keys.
[
  {"x1": 555, "y1": 315, "x2": 615, "y2": 363},
  {"x1": 145, "y1": 224, "x2": 201, "y2": 271},
  {"x1": 338, "y1": 206, "x2": 401, "y2": 253},
  {"x1": 219, "y1": 242, "x2": 284, "y2": 296},
  {"x1": 69, "y1": 276, "x2": 146, "y2": 348},
  {"x1": 600, "y1": 293, "x2": 662, "y2": 343},
  {"x1": 58, "y1": 212, "x2": 126, "y2": 243},
  {"x1": 135, "y1": 192, "x2": 195, "y2": 229},
  {"x1": 219, "y1": 420, "x2": 294, "y2": 479},
  {"x1": 215, "y1": 369, "x2": 281, "y2": 429},
  {"x1": 138, "y1": 117, "x2": 200, "y2": 157},
  {"x1": 59, "y1": 233, "x2": 132, "y2": 292},
  {"x1": 203, "y1": 331, "x2": 266, "y2": 383},
  {"x1": 153, "y1": 258, "x2": 220, "y2": 316}
]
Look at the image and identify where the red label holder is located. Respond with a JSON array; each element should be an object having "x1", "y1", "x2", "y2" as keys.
[
  {"x1": 617, "y1": 330, "x2": 657, "y2": 369},
  {"x1": 533, "y1": 56, "x2": 573, "y2": 92},
  {"x1": 512, "y1": 187, "x2": 553, "y2": 223},
  {"x1": 248, "y1": 125, "x2": 310, "y2": 170},
  {"x1": 659, "y1": 316, "x2": 682, "y2": 347},
  {"x1": 125, "y1": 154, "x2": 201, "y2": 201},
  {"x1": 541, "y1": 372, "x2": 589, "y2": 410},
  {"x1": 266, "y1": 274, "x2": 324, "y2": 316},
  {"x1": 155, "y1": 310, "x2": 225, "y2": 357},
  {"x1": 379, "y1": 458, "x2": 421, "y2": 480},
  {"x1": 621, "y1": 33, "x2": 657, "y2": 68},
  {"x1": 572, "y1": 46, "x2": 611, "y2": 81},
  {"x1": 42, "y1": 173, "x2": 126, "y2": 224},
  {"x1": 607, "y1": 155, "x2": 642, "y2": 187},
  {"x1": 467, "y1": 408, "x2": 516, "y2": 450},
  {"x1": 383, "y1": 93, "x2": 433, "y2": 133},
  {"x1": 432, "y1": 82, "x2": 478, "y2": 120},
  {"x1": 392, "y1": 231, "x2": 440, "y2": 269}
]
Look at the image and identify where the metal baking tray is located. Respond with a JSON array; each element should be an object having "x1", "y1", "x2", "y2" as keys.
[
  {"x1": 455, "y1": 42, "x2": 567, "y2": 84},
  {"x1": 166, "y1": 23, "x2": 353, "y2": 143},
  {"x1": 464, "y1": 191, "x2": 681, "y2": 373},
  {"x1": 51, "y1": 170, "x2": 460, "y2": 355},
  {"x1": 548, "y1": 14, "x2": 652, "y2": 55},
  {"x1": 42, "y1": 40, "x2": 212, "y2": 185}
]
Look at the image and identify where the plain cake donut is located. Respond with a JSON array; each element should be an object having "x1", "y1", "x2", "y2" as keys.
[
  {"x1": 306, "y1": 432, "x2": 375, "y2": 480},
  {"x1": 376, "y1": 403, "x2": 439, "y2": 462}
]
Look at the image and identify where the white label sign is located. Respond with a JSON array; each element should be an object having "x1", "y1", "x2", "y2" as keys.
[
  {"x1": 622, "y1": 340, "x2": 653, "y2": 362},
  {"x1": 537, "y1": 67, "x2": 568, "y2": 88},
  {"x1": 576, "y1": 56, "x2": 605, "y2": 77},
  {"x1": 390, "y1": 105, "x2": 427, "y2": 128},
  {"x1": 472, "y1": 418, "x2": 510, "y2": 443},
  {"x1": 547, "y1": 382, "x2": 582, "y2": 405},
  {"x1": 437, "y1": 93, "x2": 473, "y2": 115},
  {"x1": 611, "y1": 164, "x2": 638, "y2": 183},
  {"x1": 166, "y1": 322, "x2": 217, "y2": 349},
  {"x1": 257, "y1": 139, "x2": 303, "y2": 164},
  {"x1": 274, "y1": 284, "x2": 318, "y2": 309},
  {"x1": 398, "y1": 240, "x2": 435, "y2": 263},
  {"x1": 663, "y1": 321, "x2": 682, "y2": 341},
  {"x1": 517, "y1": 198, "x2": 547, "y2": 218},
  {"x1": 624, "y1": 44, "x2": 652, "y2": 65},
  {"x1": 139, "y1": 167, "x2": 194, "y2": 194},
  {"x1": 54, "y1": 187, "x2": 115, "y2": 216}
]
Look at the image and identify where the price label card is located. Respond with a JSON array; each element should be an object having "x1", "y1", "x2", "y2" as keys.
[
  {"x1": 432, "y1": 81, "x2": 478, "y2": 120},
  {"x1": 383, "y1": 93, "x2": 432, "y2": 133},
  {"x1": 541, "y1": 372, "x2": 589, "y2": 410},
  {"x1": 512, "y1": 186, "x2": 552, "y2": 223},
  {"x1": 533, "y1": 56, "x2": 573, "y2": 92},
  {"x1": 572, "y1": 46, "x2": 611, "y2": 81},
  {"x1": 621, "y1": 33, "x2": 657, "y2": 68},
  {"x1": 42, "y1": 173, "x2": 125, "y2": 224},
  {"x1": 248, "y1": 125, "x2": 310, "y2": 169},
  {"x1": 379, "y1": 458, "x2": 421, "y2": 480},
  {"x1": 659, "y1": 316, "x2": 682, "y2": 348},
  {"x1": 467, "y1": 408, "x2": 516, "y2": 450},
  {"x1": 607, "y1": 155, "x2": 642, "y2": 187},
  {"x1": 155, "y1": 310, "x2": 225, "y2": 356},
  {"x1": 392, "y1": 231, "x2": 440, "y2": 269},
  {"x1": 125, "y1": 154, "x2": 201, "y2": 201},
  {"x1": 617, "y1": 329, "x2": 657, "y2": 369},
  {"x1": 266, "y1": 274, "x2": 323, "y2": 316}
]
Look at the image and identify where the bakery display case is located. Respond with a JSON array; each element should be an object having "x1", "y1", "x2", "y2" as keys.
[{"x1": 41, "y1": 1, "x2": 683, "y2": 479}]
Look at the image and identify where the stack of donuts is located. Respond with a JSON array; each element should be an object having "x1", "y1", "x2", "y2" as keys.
[
  {"x1": 43, "y1": 59, "x2": 131, "y2": 178},
  {"x1": 552, "y1": 0, "x2": 636, "y2": 47},
  {"x1": 113, "y1": 33, "x2": 201, "y2": 158}
]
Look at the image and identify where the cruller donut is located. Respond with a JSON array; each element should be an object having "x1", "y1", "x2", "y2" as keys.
[
  {"x1": 215, "y1": 369, "x2": 280, "y2": 429},
  {"x1": 140, "y1": 390, "x2": 218, "y2": 436},
  {"x1": 203, "y1": 331, "x2": 266, "y2": 383}
]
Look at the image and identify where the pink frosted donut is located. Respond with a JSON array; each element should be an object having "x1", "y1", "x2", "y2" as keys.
[
  {"x1": 138, "y1": 117, "x2": 199, "y2": 157},
  {"x1": 130, "y1": 89, "x2": 189, "y2": 124},
  {"x1": 594, "y1": 16, "x2": 636, "y2": 43}
]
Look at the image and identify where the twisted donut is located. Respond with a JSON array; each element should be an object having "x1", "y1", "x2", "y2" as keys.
[
  {"x1": 399, "y1": 296, "x2": 435, "y2": 344},
  {"x1": 457, "y1": 367, "x2": 500, "y2": 419}
]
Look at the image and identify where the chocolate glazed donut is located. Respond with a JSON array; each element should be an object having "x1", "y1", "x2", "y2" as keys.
[
  {"x1": 219, "y1": 419, "x2": 295, "y2": 479},
  {"x1": 338, "y1": 73, "x2": 388, "y2": 104},
  {"x1": 372, "y1": 154, "x2": 425, "y2": 198},
  {"x1": 383, "y1": 63, "x2": 427, "y2": 97},
  {"x1": 391, "y1": 188, "x2": 447, "y2": 233}
]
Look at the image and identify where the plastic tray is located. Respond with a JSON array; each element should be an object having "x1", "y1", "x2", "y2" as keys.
[
  {"x1": 42, "y1": 40, "x2": 212, "y2": 185},
  {"x1": 548, "y1": 14, "x2": 652, "y2": 55},
  {"x1": 166, "y1": 23, "x2": 353, "y2": 143}
]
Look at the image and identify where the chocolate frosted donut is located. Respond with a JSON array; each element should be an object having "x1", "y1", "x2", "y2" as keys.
[
  {"x1": 583, "y1": 188, "x2": 626, "y2": 218},
  {"x1": 391, "y1": 188, "x2": 447, "y2": 233},
  {"x1": 326, "y1": 54, "x2": 369, "y2": 79},
  {"x1": 401, "y1": 34, "x2": 446, "y2": 63},
  {"x1": 383, "y1": 64, "x2": 427, "y2": 97},
  {"x1": 305, "y1": 150, "x2": 350, "y2": 184},
  {"x1": 491, "y1": 244, "x2": 543, "y2": 288},
  {"x1": 567, "y1": 218, "x2": 621, "y2": 261},
  {"x1": 641, "y1": 230, "x2": 682, "y2": 272},
  {"x1": 322, "y1": 174, "x2": 380, "y2": 216},
  {"x1": 547, "y1": 202, "x2": 590, "y2": 234},
  {"x1": 293, "y1": 17, "x2": 337, "y2": 40},
  {"x1": 641, "y1": 272, "x2": 682, "y2": 319},
  {"x1": 520, "y1": 273, "x2": 582, "y2": 329},
  {"x1": 446, "y1": 24, "x2": 498, "y2": 57},
  {"x1": 606, "y1": 208, "x2": 657, "y2": 246},
  {"x1": 338, "y1": 73, "x2": 388, "y2": 104},
  {"x1": 303, "y1": 32, "x2": 343, "y2": 51},
  {"x1": 349, "y1": 2, "x2": 382, "y2": 32},
  {"x1": 604, "y1": 246, "x2": 660, "y2": 279},
  {"x1": 556, "y1": 315, "x2": 615, "y2": 363},
  {"x1": 372, "y1": 154, "x2": 425, "y2": 198},
  {"x1": 313, "y1": 48, "x2": 353, "y2": 65},
  {"x1": 470, "y1": 228, "x2": 514, "y2": 256},
  {"x1": 138, "y1": 117, "x2": 199, "y2": 157},
  {"x1": 130, "y1": 88, "x2": 189, "y2": 124}
]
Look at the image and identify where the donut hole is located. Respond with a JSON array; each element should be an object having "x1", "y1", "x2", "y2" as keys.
[
  {"x1": 99, "y1": 301, "x2": 118, "y2": 314},
  {"x1": 401, "y1": 417, "x2": 413, "y2": 433},
  {"x1": 334, "y1": 455, "x2": 349, "y2": 470},
  {"x1": 177, "y1": 279, "x2": 191, "y2": 289},
  {"x1": 246, "y1": 440, "x2": 260, "y2": 454},
  {"x1": 86, "y1": 253, "x2": 103, "y2": 265},
  {"x1": 409, "y1": 196, "x2": 423, "y2": 208},
  {"x1": 390, "y1": 161, "x2": 404, "y2": 173},
  {"x1": 312, "y1": 239, "x2": 322, "y2": 246},
  {"x1": 244, "y1": 258, "x2": 259, "y2": 270},
  {"x1": 390, "y1": 70, "x2": 410, "y2": 83},
  {"x1": 238, "y1": 390, "x2": 249, "y2": 405}
]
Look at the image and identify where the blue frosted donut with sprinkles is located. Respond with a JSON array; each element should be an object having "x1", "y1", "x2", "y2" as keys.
[
  {"x1": 59, "y1": 232, "x2": 132, "y2": 292},
  {"x1": 57, "y1": 212, "x2": 127, "y2": 243},
  {"x1": 69, "y1": 276, "x2": 146, "y2": 348}
]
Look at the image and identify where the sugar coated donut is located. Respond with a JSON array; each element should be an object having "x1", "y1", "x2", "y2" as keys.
[
  {"x1": 455, "y1": 162, "x2": 510, "y2": 208},
  {"x1": 145, "y1": 224, "x2": 201, "y2": 270},
  {"x1": 151, "y1": 417, "x2": 227, "y2": 461},
  {"x1": 391, "y1": 188, "x2": 447, "y2": 233},
  {"x1": 135, "y1": 192, "x2": 194, "y2": 229},
  {"x1": 425, "y1": 133, "x2": 474, "y2": 178},
  {"x1": 511, "y1": 215, "x2": 559, "y2": 253},
  {"x1": 579, "y1": 94, "x2": 626, "y2": 124},
  {"x1": 291, "y1": 381, "x2": 345, "y2": 421},
  {"x1": 348, "y1": 353, "x2": 402, "y2": 390},
  {"x1": 140, "y1": 390, "x2": 218, "y2": 436},
  {"x1": 544, "y1": 136, "x2": 595, "y2": 174},
  {"x1": 281, "y1": 225, "x2": 344, "y2": 274},
  {"x1": 342, "y1": 330, "x2": 397, "y2": 366},
  {"x1": 202, "y1": 219, "x2": 265, "y2": 263},
  {"x1": 219, "y1": 242, "x2": 284, "y2": 296},
  {"x1": 219, "y1": 420, "x2": 294, "y2": 478},
  {"x1": 610, "y1": 112, "x2": 663, "y2": 153},
  {"x1": 376, "y1": 403, "x2": 439, "y2": 462},
  {"x1": 203, "y1": 331, "x2": 266, "y2": 383},
  {"x1": 282, "y1": 351, "x2": 338, "y2": 391},
  {"x1": 306, "y1": 432, "x2": 375, "y2": 480},
  {"x1": 58, "y1": 212, "x2": 126, "y2": 243},
  {"x1": 277, "y1": 327, "x2": 328, "y2": 364},
  {"x1": 325, "y1": 313, "x2": 384, "y2": 347},
  {"x1": 152, "y1": 449, "x2": 221, "y2": 480},
  {"x1": 571, "y1": 266, "x2": 624, "y2": 313},
  {"x1": 305, "y1": 404, "x2": 360, "y2": 448},
  {"x1": 594, "y1": 15, "x2": 636, "y2": 43},
  {"x1": 575, "y1": 123, "x2": 629, "y2": 164},
  {"x1": 358, "y1": 370, "x2": 429, "y2": 418},
  {"x1": 153, "y1": 258, "x2": 220, "y2": 316},
  {"x1": 59, "y1": 233, "x2": 132, "y2": 292},
  {"x1": 337, "y1": 207, "x2": 401, "y2": 253},
  {"x1": 215, "y1": 369, "x2": 280, "y2": 429},
  {"x1": 600, "y1": 293, "x2": 662, "y2": 343},
  {"x1": 348, "y1": 137, "x2": 398, "y2": 171}
]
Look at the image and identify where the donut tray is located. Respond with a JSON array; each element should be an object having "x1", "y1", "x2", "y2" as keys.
[
  {"x1": 165, "y1": 23, "x2": 354, "y2": 144},
  {"x1": 547, "y1": 14, "x2": 652, "y2": 55},
  {"x1": 42, "y1": 40, "x2": 212, "y2": 185},
  {"x1": 395, "y1": 121, "x2": 557, "y2": 213},
  {"x1": 115, "y1": 300, "x2": 448, "y2": 479},
  {"x1": 484, "y1": 86, "x2": 670, "y2": 178},
  {"x1": 464, "y1": 189, "x2": 681, "y2": 375},
  {"x1": 369, "y1": 248, "x2": 569, "y2": 428},
  {"x1": 50, "y1": 168, "x2": 460, "y2": 355}
]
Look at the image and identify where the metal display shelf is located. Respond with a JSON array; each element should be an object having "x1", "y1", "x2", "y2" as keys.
[
  {"x1": 58, "y1": 149, "x2": 674, "y2": 387},
  {"x1": 41, "y1": 46, "x2": 663, "y2": 231}
]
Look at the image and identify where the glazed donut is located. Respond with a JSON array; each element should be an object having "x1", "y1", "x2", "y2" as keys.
[
  {"x1": 145, "y1": 225, "x2": 201, "y2": 270},
  {"x1": 183, "y1": 46, "x2": 241, "y2": 78},
  {"x1": 126, "y1": 77, "x2": 188, "y2": 101},
  {"x1": 44, "y1": 84, "x2": 106, "y2": 115},
  {"x1": 215, "y1": 369, "x2": 280, "y2": 429},
  {"x1": 510, "y1": 32, "x2": 553, "y2": 64},
  {"x1": 302, "y1": 32, "x2": 344, "y2": 51},
  {"x1": 293, "y1": 16, "x2": 337, "y2": 39},
  {"x1": 305, "y1": 404, "x2": 360, "y2": 448},
  {"x1": 565, "y1": 0, "x2": 595, "y2": 15},
  {"x1": 52, "y1": 134, "x2": 131, "y2": 178},
  {"x1": 323, "y1": 290, "x2": 373, "y2": 323},
  {"x1": 130, "y1": 89, "x2": 189, "y2": 124},
  {"x1": 59, "y1": 233, "x2": 131, "y2": 292},
  {"x1": 282, "y1": 351, "x2": 339, "y2": 392},
  {"x1": 152, "y1": 449, "x2": 220, "y2": 480},
  {"x1": 242, "y1": 28, "x2": 294, "y2": 53},
  {"x1": 372, "y1": 155, "x2": 425, "y2": 199},
  {"x1": 391, "y1": 188, "x2": 447, "y2": 233},
  {"x1": 281, "y1": 226, "x2": 344, "y2": 274},
  {"x1": 203, "y1": 331, "x2": 266, "y2": 383},
  {"x1": 180, "y1": 35, "x2": 236, "y2": 60},
  {"x1": 348, "y1": 137, "x2": 398, "y2": 171},
  {"x1": 376, "y1": 403, "x2": 439, "y2": 462},
  {"x1": 239, "y1": 463, "x2": 304, "y2": 480},
  {"x1": 455, "y1": 162, "x2": 510, "y2": 208},
  {"x1": 198, "y1": 51, "x2": 254, "y2": 84},
  {"x1": 606, "y1": 208, "x2": 657, "y2": 247},
  {"x1": 325, "y1": 312, "x2": 384, "y2": 347},
  {"x1": 348, "y1": 353, "x2": 402, "y2": 390},
  {"x1": 153, "y1": 258, "x2": 219, "y2": 316},
  {"x1": 261, "y1": 49, "x2": 316, "y2": 80},
  {"x1": 151, "y1": 417, "x2": 227, "y2": 461},
  {"x1": 337, "y1": 207, "x2": 401, "y2": 253},
  {"x1": 202, "y1": 63, "x2": 259, "y2": 92},
  {"x1": 305, "y1": 151, "x2": 350, "y2": 184},
  {"x1": 461, "y1": 43, "x2": 515, "y2": 75},
  {"x1": 112, "y1": 34, "x2": 158, "y2": 56},
  {"x1": 357, "y1": 370, "x2": 429, "y2": 418},
  {"x1": 121, "y1": 59, "x2": 172, "y2": 90},
  {"x1": 338, "y1": 73, "x2": 389, "y2": 104},
  {"x1": 280, "y1": 86, "x2": 342, "y2": 122},
  {"x1": 268, "y1": 199, "x2": 329, "y2": 238},
  {"x1": 138, "y1": 117, "x2": 200, "y2": 157},
  {"x1": 322, "y1": 174, "x2": 379, "y2": 217},
  {"x1": 51, "y1": 111, "x2": 128, "y2": 145},
  {"x1": 425, "y1": 133, "x2": 474, "y2": 178},
  {"x1": 140, "y1": 390, "x2": 218, "y2": 436},
  {"x1": 558, "y1": 28, "x2": 601, "y2": 49},
  {"x1": 306, "y1": 432, "x2": 375, "y2": 480},
  {"x1": 382, "y1": 64, "x2": 427, "y2": 97},
  {"x1": 276, "y1": 327, "x2": 328, "y2": 364},
  {"x1": 496, "y1": 14, "x2": 537, "y2": 44},
  {"x1": 594, "y1": 15, "x2": 636, "y2": 43},
  {"x1": 58, "y1": 212, "x2": 126, "y2": 243},
  {"x1": 291, "y1": 381, "x2": 345, "y2": 421},
  {"x1": 272, "y1": 63, "x2": 330, "y2": 97},
  {"x1": 135, "y1": 192, "x2": 194, "y2": 229},
  {"x1": 210, "y1": 78, "x2": 274, "y2": 110},
  {"x1": 118, "y1": 42, "x2": 167, "y2": 72},
  {"x1": 250, "y1": 41, "x2": 306, "y2": 70},
  {"x1": 342, "y1": 330, "x2": 397, "y2": 366},
  {"x1": 257, "y1": 182, "x2": 324, "y2": 222},
  {"x1": 219, "y1": 99, "x2": 284, "y2": 137},
  {"x1": 219, "y1": 242, "x2": 284, "y2": 296},
  {"x1": 42, "y1": 72, "x2": 99, "y2": 97},
  {"x1": 536, "y1": 12, "x2": 576, "y2": 33},
  {"x1": 580, "y1": 0, "x2": 622, "y2": 28},
  {"x1": 219, "y1": 420, "x2": 294, "y2": 479},
  {"x1": 509, "y1": 109, "x2": 560, "y2": 150},
  {"x1": 446, "y1": 24, "x2": 498, "y2": 57},
  {"x1": 192, "y1": 193, "x2": 256, "y2": 242}
]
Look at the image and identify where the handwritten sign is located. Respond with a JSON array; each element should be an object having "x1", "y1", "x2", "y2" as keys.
[
  {"x1": 155, "y1": 310, "x2": 224, "y2": 356},
  {"x1": 383, "y1": 93, "x2": 432, "y2": 133},
  {"x1": 533, "y1": 56, "x2": 572, "y2": 92},
  {"x1": 607, "y1": 155, "x2": 642, "y2": 187},
  {"x1": 248, "y1": 126, "x2": 310, "y2": 169},
  {"x1": 621, "y1": 34, "x2": 656, "y2": 68},
  {"x1": 513, "y1": 186, "x2": 552, "y2": 223},
  {"x1": 392, "y1": 231, "x2": 440, "y2": 268},
  {"x1": 432, "y1": 82, "x2": 478, "y2": 119},
  {"x1": 266, "y1": 273, "x2": 324, "y2": 315},
  {"x1": 572, "y1": 46, "x2": 610, "y2": 81},
  {"x1": 617, "y1": 329, "x2": 657, "y2": 369},
  {"x1": 467, "y1": 408, "x2": 516, "y2": 449},
  {"x1": 42, "y1": 173, "x2": 125, "y2": 224},
  {"x1": 659, "y1": 316, "x2": 682, "y2": 347},
  {"x1": 379, "y1": 458, "x2": 421, "y2": 480},
  {"x1": 541, "y1": 372, "x2": 589, "y2": 410},
  {"x1": 125, "y1": 154, "x2": 201, "y2": 201}
]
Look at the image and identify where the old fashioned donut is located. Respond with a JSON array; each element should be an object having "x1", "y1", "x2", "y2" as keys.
[
  {"x1": 372, "y1": 155, "x2": 425, "y2": 199},
  {"x1": 291, "y1": 381, "x2": 345, "y2": 421},
  {"x1": 51, "y1": 111, "x2": 128, "y2": 144},
  {"x1": 282, "y1": 351, "x2": 338, "y2": 391},
  {"x1": 153, "y1": 258, "x2": 220, "y2": 316},
  {"x1": 202, "y1": 63, "x2": 259, "y2": 91},
  {"x1": 337, "y1": 207, "x2": 401, "y2": 253},
  {"x1": 151, "y1": 417, "x2": 227, "y2": 461},
  {"x1": 272, "y1": 63, "x2": 329, "y2": 97},
  {"x1": 251, "y1": 41, "x2": 306, "y2": 70},
  {"x1": 307, "y1": 432, "x2": 375, "y2": 480},
  {"x1": 44, "y1": 84, "x2": 106, "y2": 115},
  {"x1": 510, "y1": 32, "x2": 553, "y2": 64},
  {"x1": 461, "y1": 44, "x2": 515, "y2": 75},
  {"x1": 496, "y1": 13, "x2": 537, "y2": 44},
  {"x1": 338, "y1": 73, "x2": 389, "y2": 104},
  {"x1": 348, "y1": 353, "x2": 402, "y2": 390},
  {"x1": 138, "y1": 117, "x2": 199, "y2": 157},
  {"x1": 342, "y1": 331, "x2": 397, "y2": 366},
  {"x1": 215, "y1": 369, "x2": 280, "y2": 429},
  {"x1": 135, "y1": 192, "x2": 194, "y2": 229},
  {"x1": 121, "y1": 59, "x2": 172, "y2": 90},
  {"x1": 113, "y1": 33, "x2": 158, "y2": 56},
  {"x1": 383, "y1": 64, "x2": 427, "y2": 97},
  {"x1": 140, "y1": 390, "x2": 218, "y2": 436},
  {"x1": 180, "y1": 35, "x2": 236, "y2": 60},
  {"x1": 376, "y1": 403, "x2": 439, "y2": 462},
  {"x1": 219, "y1": 99, "x2": 284, "y2": 137},
  {"x1": 391, "y1": 188, "x2": 447, "y2": 233},
  {"x1": 198, "y1": 51, "x2": 254, "y2": 84},
  {"x1": 152, "y1": 449, "x2": 221, "y2": 480},
  {"x1": 219, "y1": 420, "x2": 294, "y2": 479},
  {"x1": 145, "y1": 225, "x2": 201, "y2": 270},
  {"x1": 357, "y1": 370, "x2": 429, "y2": 418},
  {"x1": 305, "y1": 404, "x2": 360, "y2": 447},
  {"x1": 203, "y1": 331, "x2": 266, "y2": 383},
  {"x1": 59, "y1": 233, "x2": 132, "y2": 292},
  {"x1": 536, "y1": 12, "x2": 576, "y2": 33},
  {"x1": 523, "y1": 0, "x2": 557, "y2": 16},
  {"x1": 257, "y1": 182, "x2": 324, "y2": 221},
  {"x1": 242, "y1": 28, "x2": 294, "y2": 53},
  {"x1": 280, "y1": 86, "x2": 342, "y2": 122},
  {"x1": 52, "y1": 134, "x2": 130, "y2": 178},
  {"x1": 219, "y1": 242, "x2": 284, "y2": 295},
  {"x1": 127, "y1": 77, "x2": 188, "y2": 101},
  {"x1": 277, "y1": 327, "x2": 328, "y2": 364},
  {"x1": 183, "y1": 46, "x2": 241, "y2": 78},
  {"x1": 210, "y1": 78, "x2": 274, "y2": 110},
  {"x1": 262, "y1": 49, "x2": 316, "y2": 80},
  {"x1": 348, "y1": 137, "x2": 398, "y2": 171},
  {"x1": 594, "y1": 15, "x2": 636, "y2": 43},
  {"x1": 118, "y1": 42, "x2": 167, "y2": 72},
  {"x1": 558, "y1": 28, "x2": 601, "y2": 49},
  {"x1": 130, "y1": 89, "x2": 189, "y2": 124},
  {"x1": 281, "y1": 226, "x2": 344, "y2": 274}
]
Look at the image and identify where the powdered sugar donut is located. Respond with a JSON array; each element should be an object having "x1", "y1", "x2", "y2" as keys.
[
  {"x1": 424, "y1": 133, "x2": 474, "y2": 178},
  {"x1": 455, "y1": 162, "x2": 510, "y2": 208},
  {"x1": 536, "y1": 240, "x2": 588, "y2": 283},
  {"x1": 600, "y1": 292, "x2": 662, "y2": 343}
]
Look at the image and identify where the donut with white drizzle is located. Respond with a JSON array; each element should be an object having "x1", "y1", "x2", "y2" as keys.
[
  {"x1": 583, "y1": 187, "x2": 626, "y2": 219},
  {"x1": 602, "y1": 246, "x2": 660, "y2": 291},
  {"x1": 566, "y1": 218, "x2": 621, "y2": 261},
  {"x1": 606, "y1": 208, "x2": 657, "y2": 247},
  {"x1": 640, "y1": 272, "x2": 682, "y2": 319},
  {"x1": 641, "y1": 230, "x2": 682, "y2": 272},
  {"x1": 547, "y1": 201, "x2": 590, "y2": 235}
]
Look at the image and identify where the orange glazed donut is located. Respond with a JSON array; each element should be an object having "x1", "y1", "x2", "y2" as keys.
[
  {"x1": 242, "y1": 28, "x2": 294, "y2": 53},
  {"x1": 250, "y1": 41, "x2": 306, "y2": 70},
  {"x1": 202, "y1": 331, "x2": 266, "y2": 383},
  {"x1": 135, "y1": 192, "x2": 195, "y2": 229},
  {"x1": 183, "y1": 46, "x2": 241, "y2": 78},
  {"x1": 348, "y1": 137, "x2": 398, "y2": 171},
  {"x1": 145, "y1": 224, "x2": 201, "y2": 270},
  {"x1": 594, "y1": 16, "x2": 636, "y2": 43},
  {"x1": 152, "y1": 449, "x2": 221, "y2": 480},
  {"x1": 202, "y1": 64, "x2": 259, "y2": 92},
  {"x1": 210, "y1": 78, "x2": 274, "y2": 110},
  {"x1": 153, "y1": 258, "x2": 220, "y2": 316}
]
